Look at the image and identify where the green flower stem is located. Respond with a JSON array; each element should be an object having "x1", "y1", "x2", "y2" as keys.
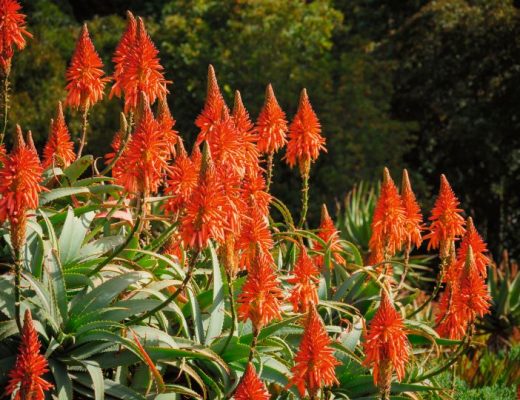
[
  {"x1": 13, "y1": 248, "x2": 22, "y2": 333},
  {"x1": 220, "y1": 272, "x2": 237, "y2": 356},
  {"x1": 298, "y1": 170, "x2": 310, "y2": 229},
  {"x1": 77, "y1": 107, "x2": 89, "y2": 158},
  {"x1": 265, "y1": 152, "x2": 274, "y2": 193},
  {"x1": 0, "y1": 70, "x2": 10, "y2": 144}
]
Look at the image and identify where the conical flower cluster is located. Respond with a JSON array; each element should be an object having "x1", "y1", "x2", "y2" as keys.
[
  {"x1": 314, "y1": 204, "x2": 345, "y2": 269},
  {"x1": 0, "y1": 0, "x2": 32, "y2": 73},
  {"x1": 6, "y1": 310, "x2": 53, "y2": 399},
  {"x1": 401, "y1": 169, "x2": 423, "y2": 250},
  {"x1": 288, "y1": 246, "x2": 320, "y2": 313},
  {"x1": 234, "y1": 363, "x2": 270, "y2": 400},
  {"x1": 42, "y1": 102, "x2": 75, "y2": 168},
  {"x1": 256, "y1": 84, "x2": 288, "y2": 155},
  {"x1": 65, "y1": 24, "x2": 108, "y2": 110}
]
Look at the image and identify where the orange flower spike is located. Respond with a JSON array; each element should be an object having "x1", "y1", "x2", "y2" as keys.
[
  {"x1": 288, "y1": 246, "x2": 320, "y2": 313},
  {"x1": 401, "y1": 169, "x2": 423, "y2": 249},
  {"x1": 290, "y1": 307, "x2": 340, "y2": 397},
  {"x1": 157, "y1": 96, "x2": 180, "y2": 157},
  {"x1": 180, "y1": 147, "x2": 228, "y2": 250},
  {"x1": 256, "y1": 84, "x2": 288, "y2": 154},
  {"x1": 234, "y1": 363, "x2": 270, "y2": 400},
  {"x1": 118, "y1": 18, "x2": 170, "y2": 112},
  {"x1": 363, "y1": 290, "x2": 410, "y2": 394},
  {"x1": 233, "y1": 90, "x2": 260, "y2": 173},
  {"x1": 455, "y1": 217, "x2": 490, "y2": 278},
  {"x1": 65, "y1": 24, "x2": 108, "y2": 110},
  {"x1": 42, "y1": 102, "x2": 76, "y2": 168},
  {"x1": 217, "y1": 164, "x2": 247, "y2": 235},
  {"x1": 6, "y1": 310, "x2": 53, "y2": 399},
  {"x1": 285, "y1": 89, "x2": 326, "y2": 175},
  {"x1": 113, "y1": 98, "x2": 169, "y2": 196},
  {"x1": 369, "y1": 168, "x2": 407, "y2": 260},
  {"x1": 237, "y1": 254, "x2": 284, "y2": 330},
  {"x1": 237, "y1": 207, "x2": 274, "y2": 271},
  {"x1": 241, "y1": 168, "x2": 271, "y2": 216},
  {"x1": 205, "y1": 115, "x2": 245, "y2": 174},
  {"x1": 425, "y1": 174, "x2": 466, "y2": 258},
  {"x1": 164, "y1": 145, "x2": 199, "y2": 215},
  {"x1": 110, "y1": 11, "x2": 137, "y2": 98},
  {"x1": 195, "y1": 65, "x2": 228, "y2": 143},
  {"x1": 459, "y1": 245, "x2": 491, "y2": 320},
  {"x1": 0, "y1": 0, "x2": 32, "y2": 73},
  {"x1": 314, "y1": 204, "x2": 345, "y2": 269},
  {"x1": 435, "y1": 284, "x2": 467, "y2": 340}
]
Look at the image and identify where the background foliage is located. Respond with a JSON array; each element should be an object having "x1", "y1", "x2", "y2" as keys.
[{"x1": 8, "y1": 0, "x2": 520, "y2": 260}]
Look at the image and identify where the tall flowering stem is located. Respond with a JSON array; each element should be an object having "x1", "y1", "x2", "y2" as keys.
[{"x1": 285, "y1": 89, "x2": 326, "y2": 228}]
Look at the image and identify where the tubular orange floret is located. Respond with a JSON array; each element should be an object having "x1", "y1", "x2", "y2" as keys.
[
  {"x1": 369, "y1": 168, "x2": 407, "y2": 263},
  {"x1": 459, "y1": 245, "x2": 491, "y2": 320},
  {"x1": 256, "y1": 84, "x2": 288, "y2": 154},
  {"x1": 237, "y1": 253, "x2": 284, "y2": 330},
  {"x1": 288, "y1": 246, "x2": 320, "y2": 313},
  {"x1": 6, "y1": 310, "x2": 53, "y2": 399},
  {"x1": 232, "y1": 90, "x2": 260, "y2": 174},
  {"x1": 0, "y1": 0, "x2": 32, "y2": 73},
  {"x1": 435, "y1": 284, "x2": 467, "y2": 340},
  {"x1": 285, "y1": 89, "x2": 326, "y2": 175},
  {"x1": 241, "y1": 167, "x2": 271, "y2": 216},
  {"x1": 42, "y1": 102, "x2": 76, "y2": 168},
  {"x1": 455, "y1": 217, "x2": 490, "y2": 278},
  {"x1": 314, "y1": 204, "x2": 345, "y2": 269},
  {"x1": 217, "y1": 164, "x2": 247, "y2": 235},
  {"x1": 110, "y1": 10, "x2": 137, "y2": 98},
  {"x1": 195, "y1": 65, "x2": 228, "y2": 143},
  {"x1": 401, "y1": 169, "x2": 423, "y2": 249},
  {"x1": 65, "y1": 24, "x2": 108, "y2": 110},
  {"x1": 164, "y1": 145, "x2": 199, "y2": 215},
  {"x1": 157, "y1": 96, "x2": 180, "y2": 157},
  {"x1": 234, "y1": 363, "x2": 270, "y2": 400},
  {"x1": 424, "y1": 174, "x2": 466, "y2": 258},
  {"x1": 290, "y1": 307, "x2": 340, "y2": 398},
  {"x1": 237, "y1": 206, "x2": 274, "y2": 271},
  {"x1": 363, "y1": 290, "x2": 410, "y2": 393},
  {"x1": 113, "y1": 98, "x2": 169, "y2": 196},
  {"x1": 116, "y1": 18, "x2": 170, "y2": 112}
]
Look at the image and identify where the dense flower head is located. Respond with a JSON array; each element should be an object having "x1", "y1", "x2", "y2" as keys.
[
  {"x1": 401, "y1": 169, "x2": 423, "y2": 249},
  {"x1": 314, "y1": 204, "x2": 345, "y2": 269},
  {"x1": 0, "y1": 126, "x2": 44, "y2": 251},
  {"x1": 6, "y1": 310, "x2": 53, "y2": 399},
  {"x1": 256, "y1": 84, "x2": 288, "y2": 154},
  {"x1": 369, "y1": 168, "x2": 407, "y2": 262},
  {"x1": 435, "y1": 284, "x2": 466, "y2": 340},
  {"x1": 157, "y1": 96, "x2": 180, "y2": 157},
  {"x1": 241, "y1": 167, "x2": 271, "y2": 216},
  {"x1": 65, "y1": 24, "x2": 108, "y2": 110},
  {"x1": 180, "y1": 152, "x2": 228, "y2": 250},
  {"x1": 234, "y1": 363, "x2": 270, "y2": 400},
  {"x1": 195, "y1": 65, "x2": 228, "y2": 143},
  {"x1": 42, "y1": 102, "x2": 76, "y2": 168},
  {"x1": 237, "y1": 253, "x2": 284, "y2": 330},
  {"x1": 288, "y1": 246, "x2": 320, "y2": 313},
  {"x1": 218, "y1": 164, "x2": 247, "y2": 235},
  {"x1": 0, "y1": 0, "x2": 32, "y2": 73},
  {"x1": 363, "y1": 290, "x2": 410, "y2": 391},
  {"x1": 455, "y1": 217, "x2": 490, "y2": 278},
  {"x1": 290, "y1": 307, "x2": 340, "y2": 397},
  {"x1": 114, "y1": 18, "x2": 170, "y2": 112},
  {"x1": 237, "y1": 206, "x2": 274, "y2": 271},
  {"x1": 232, "y1": 90, "x2": 260, "y2": 174},
  {"x1": 424, "y1": 175, "x2": 466, "y2": 258},
  {"x1": 285, "y1": 89, "x2": 326, "y2": 174},
  {"x1": 113, "y1": 99, "x2": 169, "y2": 195},
  {"x1": 110, "y1": 11, "x2": 137, "y2": 98},
  {"x1": 459, "y1": 246, "x2": 491, "y2": 320},
  {"x1": 164, "y1": 144, "x2": 199, "y2": 214}
]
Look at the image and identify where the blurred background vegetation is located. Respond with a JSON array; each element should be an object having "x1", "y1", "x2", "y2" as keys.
[{"x1": 7, "y1": 0, "x2": 520, "y2": 262}]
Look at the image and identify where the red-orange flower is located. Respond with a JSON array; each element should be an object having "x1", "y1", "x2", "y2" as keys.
[
  {"x1": 113, "y1": 100, "x2": 169, "y2": 195},
  {"x1": 232, "y1": 90, "x2": 260, "y2": 174},
  {"x1": 241, "y1": 168, "x2": 271, "y2": 216},
  {"x1": 42, "y1": 102, "x2": 75, "y2": 168},
  {"x1": 237, "y1": 207, "x2": 274, "y2": 271},
  {"x1": 285, "y1": 89, "x2": 326, "y2": 175},
  {"x1": 6, "y1": 310, "x2": 53, "y2": 399},
  {"x1": 256, "y1": 84, "x2": 288, "y2": 154},
  {"x1": 290, "y1": 307, "x2": 340, "y2": 397},
  {"x1": 164, "y1": 145, "x2": 200, "y2": 214},
  {"x1": 234, "y1": 363, "x2": 270, "y2": 400},
  {"x1": 314, "y1": 204, "x2": 345, "y2": 269},
  {"x1": 435, "y1": 284, "x2": 467, "y2": 340},
  {"x1": 459, "y1": 245, "x2": 491, "y2": 321},
  {"x1": 110, "y1": 11, "x2": 137, "y2": 99},
  {"x1": 180, "y1": 154, "x2": 227, "y2": 250},
  {"x1": 363, "y1": 290, "x2": 409, "y2": 393},
  {"x1": 288, "y1": 246, "x2": 320, "y2": 313},
  {"x1": 65, "y1": 24, "x2": 108, "y2": 110},
  {"x1": 114, "y1": 18, "x2": 169, "y2": 112},
  {"x1": 157, "y1": 96, "x2": 180, "y2": 157},
  {"x1": 218, "y1": 164, "x2": 247, "y2": 235},
  {"x1": 424, "y1": 175, "x2": 466, "y2": 258},
  {"x1": 0, "y1": 126, "x2": 44, "y2": 252},
  {"x1": 0, "y1": 0, "x2": 32, "y2": 73},
  {"x1": 369, "y1": 168, "x2": 406, "y2": 262},
  {"x1": 195, "y1": 65, "x2": 228, "y2": 143},
  {"x1": 401, "y1": 169, "x2": 423, "y2": 249},
  {"x1": 455, "y1": 217, "x2": 490, "y2": 278},
  {"x1": 237, "y1": 254, "x2": 284, "y2": 330}
]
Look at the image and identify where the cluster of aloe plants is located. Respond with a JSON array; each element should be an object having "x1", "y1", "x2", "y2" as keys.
[{"x1": 0, "y1": 2, "x2": 512, "y2": 400}]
